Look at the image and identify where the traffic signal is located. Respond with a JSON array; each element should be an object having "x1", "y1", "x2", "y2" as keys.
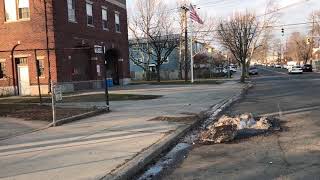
[
  {"x1": 306, "y1": 38, "x2": 311, "y2": 44},
  {"x1": 281, "y1": 28, "x2": 284, "y2": 36}
]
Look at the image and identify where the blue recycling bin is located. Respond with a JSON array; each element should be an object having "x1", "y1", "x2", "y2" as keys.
[{"x1": 105, "y1": 78, "x2": 113, "y2": 87}]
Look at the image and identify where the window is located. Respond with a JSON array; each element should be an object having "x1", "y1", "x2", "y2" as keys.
[
  {"x1": 18, "y1": 0, "x2": 30, "y2": 19},
  {"x1": 36, "y1": 59, "x2": 44, "y2": 77},
  {"x1": 0, "y1": 62, "x2": 6, "y2": 79},
  {"x1": 67, "y1": 0, "x2": 76, "y2": 22},
  {"x1": 162, "y1": 57, "x2": 169, "y2": 64},
  {"x1": 86, "y1": 2, "x2": 93, "y2": 26},
  {"x1": 115, "y1": 12, "x2": 120, "y2": 32},
  {"x1": 4, "y1": 0, "x2": 30, "y2": 21},
  {"x1": 102, "y1": 8, "x2": 108, "y2": 30}
]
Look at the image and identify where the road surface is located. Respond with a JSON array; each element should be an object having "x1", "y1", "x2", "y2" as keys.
[{"x1": 167, "y1": 67, "x2": 320, "y2": 180}]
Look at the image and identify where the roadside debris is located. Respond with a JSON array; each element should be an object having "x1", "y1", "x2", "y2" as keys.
[{"x1": 199, "y1": 113, "x2": 280, "y2": 144}]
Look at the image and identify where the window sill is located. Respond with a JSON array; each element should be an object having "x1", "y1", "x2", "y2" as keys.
[
  {"x1": 38, "y1": 76, "x2": 45, "y2": 79},
  {"x1": 116, "y1": 31, "x2": 121, "y2": 34},
  {"x1": 103, "y1": 28, "x2": 109, "y2": 31},
  {"x1": 87, "y1": 24, "x2": 95, "y2": 28},
  {"x1": 68, "y1": 20, "x2": 78, "y2": 23},
  {"x1": 4, "y1": 18, "x2": 30, "y2": 23}
]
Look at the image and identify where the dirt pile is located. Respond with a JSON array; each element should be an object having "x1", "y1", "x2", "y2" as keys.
[{"x1": 199, "y1": 113, "x2": 280, "y2": 144}]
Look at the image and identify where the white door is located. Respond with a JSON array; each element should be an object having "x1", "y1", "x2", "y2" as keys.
[{"x1": 18, "y1": 66, "x2": 31, "y2": 96}]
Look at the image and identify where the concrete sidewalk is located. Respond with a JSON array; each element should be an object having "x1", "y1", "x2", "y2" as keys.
[{"x1": 0, "y1": 82, "x2": 245, "y2": 180}]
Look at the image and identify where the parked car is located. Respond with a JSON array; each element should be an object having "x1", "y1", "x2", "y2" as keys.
[
  {"x1": 249, "y1": 66, "x2": 258, "y2": 75},
  {"x1": 302, "y1": 64, "x2": 313, "y2": 72},
  {"x1": 282, "y1": 64, "x2": 288, "y2": 69},
  {"x1": 275, "y1": 64, "x2": 282, "y2": 68},
  {"x1": 288, "y1": 65, "x2": 303, "y2": 74}
]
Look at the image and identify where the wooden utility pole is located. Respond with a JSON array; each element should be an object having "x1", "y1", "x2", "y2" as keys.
[{"x1": 181, "y1": 5, "x2": 189, "y2": 82}]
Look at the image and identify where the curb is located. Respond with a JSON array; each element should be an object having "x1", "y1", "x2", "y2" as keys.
[
  {"x1": 102, "y1": 83, "x2": 253, "y2": 180},
  {"x1": 54, "y1": 108, "x2": 108, "y2": 126}
]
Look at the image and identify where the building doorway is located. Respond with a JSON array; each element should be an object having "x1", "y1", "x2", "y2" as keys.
[
  {"x1": 18, "y1": 66, "x2": 30, "y2": 96},
  {"x1": 105, "y1": 49, "x2": 120, "y2": 85}
]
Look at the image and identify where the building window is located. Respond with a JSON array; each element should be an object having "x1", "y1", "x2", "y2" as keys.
[
  {"x1": 4, "y1": 0, "x2": 30, "y2": 21},
  {"x1": 36, "y1": 59, "x2": 44, "y2": 77},
  {"x1": 86, "y1": 1, "x2": 93, "y2": 26},
  {"x1": 102, "y1": 7, "x2": 108, "y2": 30},
  {"x1": 67, "y1": 0, "x2": 76, "y2": 22},
  {"x1": 0, "y1": 62, "x2": 6, "y2": 79},
  {"x1": 162, "y1": 57, "x2": 169, "y2": 64},
  {"x1": 115, "y1": 12, "x2": 120, "y2": 32}
]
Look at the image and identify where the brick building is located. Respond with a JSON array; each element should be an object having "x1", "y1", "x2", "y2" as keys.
[{"x1": 0, "y1": 0, "x2": 130, "y2": 96}]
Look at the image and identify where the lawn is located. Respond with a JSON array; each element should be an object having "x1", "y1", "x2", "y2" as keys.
[
  {"x1": 0, "y1": 94, "x2": 162, "y2": 104},
  {"x1": 0, "y1": 104, "x2": 92, "y2": 122}
]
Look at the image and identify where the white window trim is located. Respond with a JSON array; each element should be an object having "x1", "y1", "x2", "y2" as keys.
[
  {"x1": 102, "y1": 6, "x2": 108, "y2": 31},
  {"x1": 86, "y1": 0, "x2": 94, "y2": 27},
  {"x1": 67, "y1": 0, "x2": 77, "y2": 23},
  {"x1": 4, "y1": 0, "x2": 31, "y2": 22},
  {"x1": 115, "y1": 11, "x2": 121, "y2": 33}
]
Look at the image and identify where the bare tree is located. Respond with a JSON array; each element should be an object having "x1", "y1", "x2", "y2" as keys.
[
  {"x1": 129, "y1": 0, "x2": 178, "y2": 82},
  {"x1": 296, "y1": 37, "x2": 313, "y2": 64},
  {"x1": 129, "y1": 0, "x2": 160, "y2": 80},
  {"x1": 246, "y1": 0, "x2": 279, "y2": 72},
  {"x1": 216, "y1": 12, "x2": 259, "y2": 83}
]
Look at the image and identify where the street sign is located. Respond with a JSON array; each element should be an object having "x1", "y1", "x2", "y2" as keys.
[
  {"x1": 94, "y1": 45, "x2": 103, "y2": 54},
  {"x1": 55, "y1": 85, "x2": 63, "y2": 101}
]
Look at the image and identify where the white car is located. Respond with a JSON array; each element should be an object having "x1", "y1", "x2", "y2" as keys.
[
  {"x1": 275, "y1": 64, "x2": 282, "y2": 68},
  {"x1": 288, "y1": 65, "x2": 303, "y2": 74}
]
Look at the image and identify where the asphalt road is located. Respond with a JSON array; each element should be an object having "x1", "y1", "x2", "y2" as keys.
[{"x1": 167, "y1": 67, "x2": 320, "y2": 180}]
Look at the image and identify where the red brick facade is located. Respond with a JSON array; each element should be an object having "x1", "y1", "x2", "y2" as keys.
[{"x1": 0, "y1": 0, "x2": 129, "y2": 95}]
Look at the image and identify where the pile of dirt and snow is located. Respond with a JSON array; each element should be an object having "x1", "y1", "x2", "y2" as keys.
[{"x1": 199, "y1": 113, "x2": 280, "y2": 144}]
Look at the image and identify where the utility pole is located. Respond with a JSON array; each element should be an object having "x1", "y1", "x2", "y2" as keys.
[{"x1": 181, "y1": 5, "x2": 189, "y2": 82}]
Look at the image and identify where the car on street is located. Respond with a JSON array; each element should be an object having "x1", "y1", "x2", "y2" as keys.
[
  {"x1": 275, "y1": 64, "x2": 282, "y2": 68},
  {"x1": 302, "y1": 64, "x2": 313, "y2": 72},
  {"x1": 288, "y1": 65, "x2": 303, "y2": 74},
  {"x1": 249, "y1": 66, "x2": 258, "y2": 75}
]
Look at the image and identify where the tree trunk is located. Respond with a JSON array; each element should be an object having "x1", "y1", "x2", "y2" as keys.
[
  {"x1": 156, "y1": 65, "x2": 161, "y2": 82},
  {"x1": 240, "y1": 62, "x2": 246, "y2": 83}
]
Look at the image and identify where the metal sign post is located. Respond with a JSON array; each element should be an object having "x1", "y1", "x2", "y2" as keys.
[{"x1": 51, "y1": 82, "x2": 56, "y2": 126}]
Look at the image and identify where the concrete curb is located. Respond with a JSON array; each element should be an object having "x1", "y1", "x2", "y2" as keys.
[
  {"x1": 54, "y1": 108, "x2": 108, "y2": 126},
  {"x1": 102, "y1": 83, "x2": 253, "y2": 180}
]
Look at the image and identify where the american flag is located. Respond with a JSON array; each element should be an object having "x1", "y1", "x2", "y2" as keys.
[{"x1": 190, "y1": 4, "x2": 203, "y2": 24}]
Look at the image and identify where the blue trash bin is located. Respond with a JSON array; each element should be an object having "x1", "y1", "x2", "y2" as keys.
[{"x1": 105, "y1": 78, "x2": 113, "y2": 87}]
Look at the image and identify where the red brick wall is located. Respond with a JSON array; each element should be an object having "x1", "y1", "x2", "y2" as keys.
[
  {"x1": 0, "y1": 0, "x2": 57, "y2": 87},
  {"x1": 0, "y1": 0, "x2": 129, "y2": 88},
  {"x1": 52, "y1": 0, "x2": 130, "y2": 82}
]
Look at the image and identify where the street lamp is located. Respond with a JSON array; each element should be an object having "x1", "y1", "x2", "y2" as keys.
[{"x1": 11, "y1": 41, "x2": 21, "y2": 96}]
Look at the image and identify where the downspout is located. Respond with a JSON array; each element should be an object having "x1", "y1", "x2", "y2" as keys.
[{"x1": 11, "y1": 43, "x2": 20, "y2": 96}]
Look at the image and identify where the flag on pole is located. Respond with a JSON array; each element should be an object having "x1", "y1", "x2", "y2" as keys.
[{"x1": 190, "y1": 4, "x2": 203, "y2": 24}]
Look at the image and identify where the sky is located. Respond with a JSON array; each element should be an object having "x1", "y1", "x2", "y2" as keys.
[{"x1": 126, "y1": 0, "x2": 320, "y2": 39}]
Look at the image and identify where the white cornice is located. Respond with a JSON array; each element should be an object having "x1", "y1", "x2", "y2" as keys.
[{"x1": 105, "y1": 0, "x2": 126, "y2": 9}]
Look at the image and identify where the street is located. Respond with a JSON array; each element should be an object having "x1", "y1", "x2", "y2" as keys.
[{"x1": 167, "y1": 67, "x2": 320, "y2": 180}]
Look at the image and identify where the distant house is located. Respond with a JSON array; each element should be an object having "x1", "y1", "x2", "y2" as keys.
[{"x1": 129, "y1": 37, "x2": 213, "y2": 80}]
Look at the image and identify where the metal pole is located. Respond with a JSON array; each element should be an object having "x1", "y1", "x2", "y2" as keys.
[
  {"x1": 11, "y1": 43, "x2": 20, "y2": 96},
  {"x1": 182, "y1": 6, "x2": 189, "y2": 82},
  {"x1": 34, "y1": 50, "x2": 42, "y2": 104},
  {"x1": 190, "y1": 19, "x2": 194, "y2": 83},
  {"x1": 103, "y1": 47, "x2": 110, "y2": 111},
  {"x1": 51, "y1": 81, "x2": 56, "y2": 126},
  {"x1": 44, "y1": 0, "x2": 51, "y2": 93}
]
